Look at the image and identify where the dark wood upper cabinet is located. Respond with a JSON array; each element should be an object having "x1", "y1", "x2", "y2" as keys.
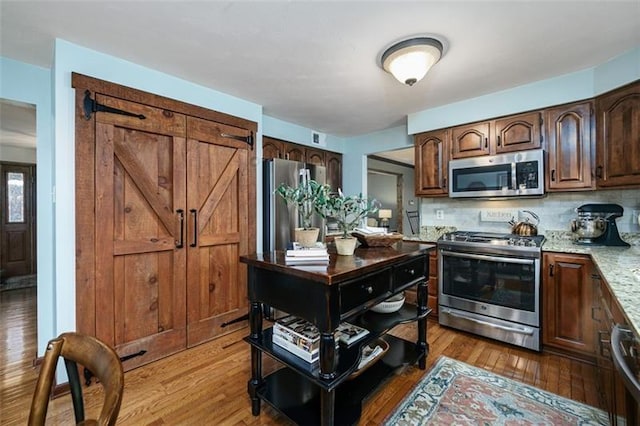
[
  {"x1": 326, "y1": 151, "x2": 342, "y2": 192},
  {"x1": 284, "y1": 144, "x2": 305, "y2": 162},
  {"x1": 545, "y1": 101, "x2": 595, "y2": 191},
  {"x1": 414, "y1": 129, "x2": 449, "y2": 196},
  {"x1": 450, "y1": 112, "x2": 541, "y2": 159},
  {"x1": 451, "y1": 121, "x2": 490, "y2": 158},
  {"x1": 494, "y1": 111, "x2": 542, "y2": 154},
  {"x1": 596, "y1": 80, "x2": 640, "y2": 188},
  {"x1": 262, "y1": 137, "x2": 284, "y2": 160},
  {"x1": 305, "y1": 147, "x2": 326, "y2": 166},
  {"x1": 262, "y1": 136, "x2": 342, "y2": 192}
]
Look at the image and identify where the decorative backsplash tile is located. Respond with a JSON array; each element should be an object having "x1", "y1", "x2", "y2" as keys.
[{"x1": 418, "y1": 189, "x2": 640, "y2": 235}]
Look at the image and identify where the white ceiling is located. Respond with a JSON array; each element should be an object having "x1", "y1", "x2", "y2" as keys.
[{"x1": 1, "y1": 1, "x2": 639, "y2": 147}]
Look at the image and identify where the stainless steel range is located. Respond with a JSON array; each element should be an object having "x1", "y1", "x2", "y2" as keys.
[{"x1": 438, "y1": 231, "x2": 545, "y2": 351}]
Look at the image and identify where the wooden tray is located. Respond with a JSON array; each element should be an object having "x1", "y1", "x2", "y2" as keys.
[
  {"x1": 349, "y1": 338, "x2": 389, "y2": 379},
  {"x1": 351, "y1": 232, "x2": 404, "y2": 247}
]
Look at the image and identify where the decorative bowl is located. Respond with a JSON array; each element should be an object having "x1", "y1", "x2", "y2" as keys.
[
  {"x1": 370, "y1": 293, "x2": 405, "y2": 314},
  {"x1": 351, "y1": 231, "x2": 403, "y2": 247}
]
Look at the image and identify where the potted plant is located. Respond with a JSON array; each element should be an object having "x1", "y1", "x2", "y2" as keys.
[
  {"x1": 316, "y1": 189, "x2": 379, "y2": 255},
  {"x1": 276, "y1": 172, "x2": 330, "y2": 247}
]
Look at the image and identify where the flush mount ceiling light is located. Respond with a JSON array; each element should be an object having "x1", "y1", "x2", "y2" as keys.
[{"x1": 381, "y1": 37, "x2": 444, "y2": 86}]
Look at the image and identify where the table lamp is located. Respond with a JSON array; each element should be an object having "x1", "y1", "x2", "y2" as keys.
[{"x1": 378, "y1": 209, "x2": 392, "y2": 230}]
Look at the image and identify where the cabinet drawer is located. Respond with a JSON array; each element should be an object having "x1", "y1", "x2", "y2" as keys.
[
  {"x1": 340, "y1": 269, "x2": 392, "y2": 315},
  {"x1": 393, "y1": 257, "x2": 426, "y2": 291}
]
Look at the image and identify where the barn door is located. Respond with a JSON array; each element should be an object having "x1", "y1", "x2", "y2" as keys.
[
  {"x1": 185, "y1": 117, "x2": 250, "y2": 347},
  {"x1": 94, "y1": 94, "x2": 188, "y2": 368}
]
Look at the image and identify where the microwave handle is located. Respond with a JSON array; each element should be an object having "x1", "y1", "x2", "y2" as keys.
[{"x1": 440, "y1": 250, "x2": 535, "y2": 265}]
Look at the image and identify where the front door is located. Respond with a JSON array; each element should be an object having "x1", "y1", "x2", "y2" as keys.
[{"x1": 1, "y1": 163, "x2": 35, "y2": 279}]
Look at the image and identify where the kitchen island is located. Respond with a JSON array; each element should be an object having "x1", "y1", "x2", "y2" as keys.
[{"x1": 240, "y1": 242, "x2": 434, "y2": 426}]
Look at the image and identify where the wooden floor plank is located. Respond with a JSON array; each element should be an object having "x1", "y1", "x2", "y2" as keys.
[{"x1": 1, "y1": 288, "x2": 605, "y2": 425}]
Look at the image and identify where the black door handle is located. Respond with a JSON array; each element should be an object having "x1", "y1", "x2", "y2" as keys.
[
  {"x1": 176, "y1": 209, "x2": 184, "y2": 248},
  {"x1": 190, "y1": 209, "x2": 198, "y2": 247}
]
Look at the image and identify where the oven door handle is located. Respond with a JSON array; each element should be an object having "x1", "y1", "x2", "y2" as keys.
[
  {"x1": 442, "y1": 308, "x2": 535, "y2": 335},
  {"x1": 611, "y1": 324, "x2": 640, "y2": 402},
  {"x1": 440, "y1": 250, "x2": 535, "y2": 265}
]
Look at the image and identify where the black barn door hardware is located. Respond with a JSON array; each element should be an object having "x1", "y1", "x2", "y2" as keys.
[
  {"x1": 190, "y1": 209, "x2": 198, "y2": 247},
  {"x1": 83, "y1": 349, "x2": 147, "y2": 385},
  {"x1": 176, "y1": 209, "x2": 185, "y2": 248},
  {"x1": 83, "y1": 90, "x2": 146, "y2": 120},
  {"x1": 221, "y1": 313, "x2": 249, "y2": 328},
  {"x1": 221, "y1": 131, "x2": 254, "y2": 150}
]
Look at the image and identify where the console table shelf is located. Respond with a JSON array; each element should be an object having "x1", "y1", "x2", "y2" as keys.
[
  {"x1": 244, "y1": 304, "x2": 432, "y2": 390},
  {"x1": 240, "y1": 242, "x2": 434, "y2": 426},
  {"x1": 256, "y1": 335, "x2": 421, "y2": 426}
]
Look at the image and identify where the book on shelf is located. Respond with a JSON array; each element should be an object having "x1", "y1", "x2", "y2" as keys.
[
  {"x1": 273, "y1": 316, "x2": 320, "y2": 353},
  {"x1": 272, "y1": 333, "x2": 319, "y2": 364},
  {"x1": 336, "y1": 322, "x2": 369, "y2": 346}
]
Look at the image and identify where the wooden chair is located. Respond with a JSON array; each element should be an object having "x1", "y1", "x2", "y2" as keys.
[{"x1": 29, "y1": 332, "x2": 124, "y2": 426}]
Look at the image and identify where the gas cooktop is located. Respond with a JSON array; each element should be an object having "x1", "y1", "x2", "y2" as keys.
[{"x1": 438, "y1": 231, "x2": 545, "y2": 256}]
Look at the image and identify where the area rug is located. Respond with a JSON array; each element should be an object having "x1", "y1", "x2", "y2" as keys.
[{"x1": 385, "y1": 356, "x2": 608, "y2": 425}]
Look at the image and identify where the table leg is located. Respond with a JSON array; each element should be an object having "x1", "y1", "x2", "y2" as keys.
[
  {"x1": 248, "y1": 301, "x2": 263, "y2": 415},
  {"x1": 320, "y1": 388, "x2": 335, "y2": 426},
  {"x1": 417, "y1": 279, "x2": 428, "y2": 369},
  {"x1": 319, "y1": 332, "x2": 337, "y2": 380}
]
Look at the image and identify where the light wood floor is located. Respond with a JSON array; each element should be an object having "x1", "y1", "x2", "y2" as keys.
[{"x1": 1, "y1": 288, "x2": 604, "y2": 425}]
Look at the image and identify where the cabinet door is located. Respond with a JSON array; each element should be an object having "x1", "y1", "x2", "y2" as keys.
[
  {"x1": 451, "y1": 121, "x2": 490, "y2": 158},
  {"x1": 414, "y1": 129, "x2": 449, "y2": 196},
  {"x1": 428, "y1": 251, "x2": 438, "y2": 318},
  {"x1": 185, "y1": 117, "x2": 251, "y2": 347},
  {"x1": 546, "y1": 101, "x2": 595, "y2": 191},
  {"x1": 596, "y1": 81, "x2": 640, "y2": 187},
  {"x1": 262, "y1": 137, "x2": 284, "y2": 160},
  {"x1": 494, "y1": 111, "x2": 542, "y2": 154},
  {"x1": 326, "y1": 151, "x2": 342, "y2": 192},
  {"x1": 305, "y1": 147, "x2": 326, "y2": 166},
  {"x1": 93, "y1": 95, "x2": 188, "y2": 368},
  {"x1": 283, "y1": 143, "x2": 305, "y2": 162},
  {"x1": 542, "y1": 253, "x2": 595, "y2": 356}
]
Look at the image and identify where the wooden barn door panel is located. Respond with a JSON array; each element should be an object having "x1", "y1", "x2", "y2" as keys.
[
  {"x1": 185, "y1": 117, "x2": 250, "y2": 347},
  {"x1": 94, "y1": 95, "x2": 188, "y2": 368}
]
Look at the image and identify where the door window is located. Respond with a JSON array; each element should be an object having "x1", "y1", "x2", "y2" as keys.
[{"x1": 7, "y1": 171, "x2": 25, "y2": 223}]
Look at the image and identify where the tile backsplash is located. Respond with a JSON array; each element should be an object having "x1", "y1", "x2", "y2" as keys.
[{"x1": 419, "y1": 189, "x2": 640, "y2": 234}]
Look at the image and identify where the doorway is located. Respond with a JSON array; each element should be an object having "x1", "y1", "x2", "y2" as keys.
[
  {"x1": 367, "y1": 169, "x2": 403, "y2": 232},
  {"x1": 0, "y1": 99, "x2": 37, "y2": 404}
]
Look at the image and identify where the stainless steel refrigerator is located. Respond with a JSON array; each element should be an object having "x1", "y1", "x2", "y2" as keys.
[{"x1": 263, "y1": 158, "x2": 326, "y2": 252}]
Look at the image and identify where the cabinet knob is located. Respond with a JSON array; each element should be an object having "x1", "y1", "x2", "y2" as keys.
[{"x1": 365, "y1": 286, "x2": 373, "y2": 294}]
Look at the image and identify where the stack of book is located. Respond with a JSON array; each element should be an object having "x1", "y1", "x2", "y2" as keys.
[
  {"x1": 272, "y1": 316, "x2": 321, "y2": 363},
  {"x1": 284, "y1": 242, "x2": 329, "y2": 265},
  {"x1": 272, "y1": 315, "x2": 370, "y2": 363}
]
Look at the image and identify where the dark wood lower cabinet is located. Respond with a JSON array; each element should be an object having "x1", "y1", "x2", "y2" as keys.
[
  {"x1": 542, "y1": 253, "x2": 595, "y2": 359},
  {"x1": 593, "y1": 274, "x2": 639, "y2": 425}
]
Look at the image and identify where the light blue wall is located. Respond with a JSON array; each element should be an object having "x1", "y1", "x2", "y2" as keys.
[
  {"x1": 0, "y1": 57, "x2": 54, "y2": 354},
  {"x1": 342, "y1": 125, "x2": 412, "y2": 196},
  {"x1": 262, "y1": 115, "x2": 346, "y2": 152}
]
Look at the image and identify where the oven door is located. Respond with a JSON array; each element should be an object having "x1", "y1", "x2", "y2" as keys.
[{"x1": 439, "y1": 249, "x2": 540, "y2": 327}]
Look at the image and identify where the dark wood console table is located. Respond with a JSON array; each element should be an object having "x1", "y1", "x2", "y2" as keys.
[{"x1": 240, "y1": 242, "x2": 434, "y2": 425}]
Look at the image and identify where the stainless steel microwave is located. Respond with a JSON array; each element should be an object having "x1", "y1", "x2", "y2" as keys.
[{"x1": 449, "y1": 149, "x2": 544, "y2": 198}]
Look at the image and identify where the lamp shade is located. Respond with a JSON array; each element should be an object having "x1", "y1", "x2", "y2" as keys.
[
  {"x1": 378, "y1": 209, "x2": 393, "y2": 219},
  {"x1": 381, "y1": 37, "x2": 443, "y2": 86}
]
